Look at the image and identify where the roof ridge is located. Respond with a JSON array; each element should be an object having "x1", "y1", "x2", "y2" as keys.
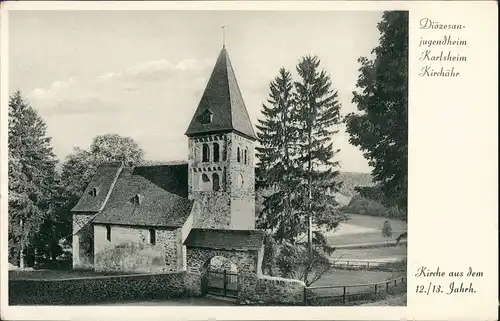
[
  {"x1": 225, "y1": 52, "x2": 256, "y2": 139},
  {"x1": 223, "y1": 49, "x2": 234, "y2": 130},
  {"x1": 97, "y1": 163, "x2": 124, "y2": 213}
]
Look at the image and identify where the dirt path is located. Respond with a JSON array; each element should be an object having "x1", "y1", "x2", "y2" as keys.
[{"x1": 101, "y1": 297, "x2": 236, "y2": 306}]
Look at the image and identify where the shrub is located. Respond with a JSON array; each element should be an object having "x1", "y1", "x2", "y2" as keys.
[
  {"x1": 382, "y1": 220, "x2": 393, "y2": 238},
  {"x1": 95, "y1": 241, "x2": 166, "y2": 272}
]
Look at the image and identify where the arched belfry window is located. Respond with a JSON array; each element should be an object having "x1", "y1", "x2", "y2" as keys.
[
  {"x1": 213, "y1": 143, "x2": 220, "y2": 162},
  {"x1": 222, "y1": 137, "x2": 227, "y2": 161},
  {"x1": 212, "y1": 173, "x2": 220, "y2": 191},
  {"x1": 202, "y1": 144, "x2": 210, "y2": 162},
  {"x1": 244, "y1": 148, "x2": 248, "y2": 165},
  {"x1": 237, "y1": 147, "x2": 241, "y2": 163},
  {"x1": 200, "y1": 173, "x2": 211, "y2": 192}
]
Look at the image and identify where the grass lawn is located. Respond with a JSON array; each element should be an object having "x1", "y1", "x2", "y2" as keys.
[
  {"x1": 9, "y1": 269, "x2": 129, "y2": 281},
  {"x1": 360, "y1": 294, "x2": 407, "y2": 306},
  {"x1": 314, "y1": 268, "x2": 402, "y2": 287},
  {"x1": 309, "y1": 268, "x2": 405, "y2": 297},
  {"x1": 332, "y1": 245, "x2": 407, "y2": 260},
  {"x1": 326, "y1": 214, "x2": 407, "y2": 246},
  {"x1": 343, "y1": 214, "x2": 407, "y2": 231}
]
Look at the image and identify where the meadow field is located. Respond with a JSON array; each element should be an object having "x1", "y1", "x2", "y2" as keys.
[{"x1": 326, "y1": 213, "x2": 407, "y2": 246}]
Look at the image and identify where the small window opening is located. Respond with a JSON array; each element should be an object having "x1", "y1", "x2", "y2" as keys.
[
  {"x1": 106, "y1": 225, "x2": 111, "y2": 241},
  {"x1": 212, "y1": 173, "x2": 220, "y2": 191},
  {"x1": 202, "y1": 144, "x2": 210, "y2": 162},
  {"x1": 132, "y1": 194, "x2": 143, "y2": 205},
  {"x1": 237, "y1": 147, "x2": 241, "y2": 162},
  {"x1": 244, "y1": 148, "x2": 248, "y2": 164},
  {"x1": 200, "y1": 109, "x2": 213, "y2": 124},
  {"x1": 149, "y1": 228, "x2": 156, "y2": 245},
  {"x1": 213, "y1": 143, "x2": 220, "y2": 162},
  {"x1": 89, "y1": 187, "x2": 99, "y2": 197}
]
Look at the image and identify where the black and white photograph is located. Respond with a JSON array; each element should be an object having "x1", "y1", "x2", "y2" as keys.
[{"x1": 5, "y1": 7, "x2": 410, "y2": 307}]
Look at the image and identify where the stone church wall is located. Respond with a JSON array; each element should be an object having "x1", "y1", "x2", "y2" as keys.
[
  {"x1": 94, "y1": 224, "x2": 184, "y2": 273},
  {"x1": 187, "y1": 132, "x2": 256, "y2": 230},
  {"x1": 190, "y1": 194, "x2": 231, "y2": 229},
  {"x1": 188, "y1": 134, "x2": 233, "y2": 229},
  {"x1": 72, "y1": 213, "x2": 96, "y2": 270},
  {"x1": 227, "y1": 133, "x2": 256, "y2": 230}
]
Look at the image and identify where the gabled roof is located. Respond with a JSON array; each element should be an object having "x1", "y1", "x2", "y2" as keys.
[
  {"x1": 92, "y1": 167, "x2": 193, "y2": 227},
  {"x1": 71, "y1": 162, "x2": 123, "y2": 213},
  {"x1": 185, "y1": 47, "x2": 257, "y2": 140},
  {"x1": 132, "y1": 163, "x2": 188, "y2": 198},
  {"x1": 183, "y1": 228, "x2": 265, "y2": 251}
]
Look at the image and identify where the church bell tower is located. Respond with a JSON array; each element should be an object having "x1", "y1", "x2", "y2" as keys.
[{"x1": 185, "y1": 46, "x2": 256, "y2": 230}]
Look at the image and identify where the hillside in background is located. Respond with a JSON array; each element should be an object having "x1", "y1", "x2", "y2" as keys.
[
  {"x1": 255, "y1": 171, "x2": 375, "y2": 211},
  {"x1": 334, "y1": 171, "x2": 374, "y2": 199}
]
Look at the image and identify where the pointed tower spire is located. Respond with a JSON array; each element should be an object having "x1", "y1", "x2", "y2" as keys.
[{"x1": 185, "y1": 47, "x2": 256, "y2": 141}]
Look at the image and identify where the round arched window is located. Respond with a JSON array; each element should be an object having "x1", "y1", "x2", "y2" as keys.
[{"x1": 200, "y1": 173, "x2": 211, "y2": 191}]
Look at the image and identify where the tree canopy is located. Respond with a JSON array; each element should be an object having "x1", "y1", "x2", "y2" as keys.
[
  {"x1": 345, "y1": 11, "x2": 408, "y2": 211},
  {"x1": 61, "y1": 133, "x2": 144, "y2": 197}
]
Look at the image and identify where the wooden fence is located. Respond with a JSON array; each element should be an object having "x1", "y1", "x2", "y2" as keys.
[
  {"x1": 329, "y1": 259, "x2": 401, "y2": 268},
  {"x1": 304, "y1": 276, "x2": 406, "y2": 306}
]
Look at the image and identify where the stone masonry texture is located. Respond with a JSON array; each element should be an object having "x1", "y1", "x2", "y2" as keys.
[
  {"x1": 188, "y1": 132, "x2": 255, "y2": 230},
  {"x1": 94, "y1": 224, "x2": 184, "y2": 273},
  {"x1": 9, "y1": 272, "x2": 186, "y2": 305},
  {"x1": 72, "y1": 213, "x2": 96, "y2": 269}
]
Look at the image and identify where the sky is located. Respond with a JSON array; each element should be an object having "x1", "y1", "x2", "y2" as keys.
[{"x1": 9, "y1": 10, "x2": 383, "y2": 173}]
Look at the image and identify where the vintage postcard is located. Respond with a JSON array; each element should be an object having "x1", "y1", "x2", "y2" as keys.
[{"x1": 0, "y1": 1, "x2": 497, "y2": 320}]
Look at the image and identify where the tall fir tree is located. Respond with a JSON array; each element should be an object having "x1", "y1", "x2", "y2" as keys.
[
  {"x1": 345, "y1": 11, "x2": 408, "y2": 212},
  {"x1": 255, "y1": 68, "x2": 302, "y2": 242},
  {"x1": 8, "y1": 91, "x2": 58, "y2": 267},
  {"x1": 256, "y1": 57, "x2": 343, "y2": 284},
  {"x1": 294, "y1": 55, "x2": 342, "y2": 258}
]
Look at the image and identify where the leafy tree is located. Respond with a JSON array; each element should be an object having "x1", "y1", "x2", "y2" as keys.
[
  {"x1": 61, "y1": 134, "x2": 144, "y2": 197},
  {"x1": 382, "y1": 220, "x2": 393, "y2": 238},
  {"x1": 294, "y1": 55, "x2": 343, "y2": 258},
  {"x1": 345, "y1": 11, "x2": 408, "y2": 211},
  {"x1": 276, "y1": 241, "x2": 332, "y2": 287},
  {"x1": 8, "y1": 91, "x2": 58, "y2": 268},
  {"x1": 255, "y1": 68, "x2": 302, "y2": 242},
  {"x1": 90, "y1": 134, "x2": 144, "y2": 167}
]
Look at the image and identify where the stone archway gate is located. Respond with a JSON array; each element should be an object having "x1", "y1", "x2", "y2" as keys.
[{"x1": 183, "y1": 228, "x2": 265, "y2": 298}]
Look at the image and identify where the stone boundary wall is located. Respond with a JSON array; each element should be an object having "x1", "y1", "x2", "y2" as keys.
[
  {"x1": 239, "y1": 274, "x2": 305, "y2": 305},
  {"x1": 9, "y1": 271, "x2": 186, "y2": 305}
]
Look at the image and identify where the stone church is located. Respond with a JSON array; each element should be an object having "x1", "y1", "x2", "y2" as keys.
[{"x1": 71, "y1": 46, "x2": 265, "y2": 275}]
